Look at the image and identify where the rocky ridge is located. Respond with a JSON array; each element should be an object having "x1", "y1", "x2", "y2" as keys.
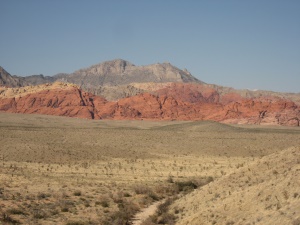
[
  {"x1": 52, "y1": 59, "x2": 201, "y2": 100},
  {"x1": 0, "y1": 66, "x2": 27, "y2": 87},
  {"x1": 0, "y1": 60, "x2": 299, "y2": 126},
  {"x1": 54, "y1": 59, "x2": 200, "y2": 86},
  {"x1": 1, "y1": 60, "x2": 299, "y2": 103},
  {"x1": 0, "y1": 82, "x2": 299, "y2": 126}
]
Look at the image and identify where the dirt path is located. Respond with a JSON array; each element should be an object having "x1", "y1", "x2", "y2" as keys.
[{"x1": 131, "y1": 200, "x2": 164, "y2": 225}]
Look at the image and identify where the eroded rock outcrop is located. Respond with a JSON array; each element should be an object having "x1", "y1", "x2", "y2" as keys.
[{"x1": 0, "y1": 83, "x2": 299, "y2": 126}]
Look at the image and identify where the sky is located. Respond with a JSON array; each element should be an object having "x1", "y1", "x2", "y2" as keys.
[{"x1": 1, "y1": 0, "x2": 299, "y2": 93}]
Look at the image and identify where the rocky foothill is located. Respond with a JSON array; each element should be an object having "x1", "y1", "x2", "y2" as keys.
[{"x1": 0, "y1": 60, "x2": 299, "y2": 126}]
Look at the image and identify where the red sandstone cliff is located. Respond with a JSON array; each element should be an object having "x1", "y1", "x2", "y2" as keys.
[{"x1": 0, "y1": 83, "x2": 299, "y2": 126}]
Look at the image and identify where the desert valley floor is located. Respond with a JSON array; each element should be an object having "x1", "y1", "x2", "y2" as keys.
[{"x1": 0, "y1": 112, "x2": 299, "y2": 225}]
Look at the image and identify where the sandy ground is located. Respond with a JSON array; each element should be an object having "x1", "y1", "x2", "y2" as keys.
[
  {"x1": 132, "y1": 200, "x2": 165, "y2": 225},
  {"x1": 172, "y1": 147, "x2": 300, "y2": 225},
  {"x1": 0, "y1": 112, "x2": 299, "y2": 224}
]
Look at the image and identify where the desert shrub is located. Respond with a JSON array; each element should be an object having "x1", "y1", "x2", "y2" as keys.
[
  {"x1": 156, "y1": 212, "x2": 176, "y2": 225},
  {"x1": 108, "y1": 210, "x2": 130, "y2": 225},
  {"x1": 173, "y1": 177, "x2": 214, "y2": 194},
  {"x1": 104, "y1": 200, "x2": 140, "y2": 225},
  {"x1": 157, "y1": 198, "x2": 175, "y2": 215},
  {"x1": 97, "y1": 196, "x2": 110, "y2": 208},
  {"x1": 174, "y1": 207, "x2": 181, "y2": 214},
  {"x1": 73, "y1": 190, "x2": 82, "y2": 196},
  {"x1": 61, "y1": 207, "x2": 69, "y2": 212},
  {"x1": 175, "y1": 181, "x2": 197, "y2": 193},
  {"x1": 65, "y1": 221, "x2": 85, "y2": 225},
  {"x1": 95, "y1": 200, "x2": 109, "y2": 208},
  {"x1": 141, "y1": 218, "x2": 156, "y2": 225},
  {"x1": 167, "y1": 176, "x2": 174, "y2": 183},
  {"x1": 101, "y1": 200, "x2": 110, "y2": 208},
  {"x1": 37, "y1": 192, "x2": 51, "y2": 199},
  {"x1": 148, "y1": 191, "x2": 159, "y2": 201},
  {"x1": 33, "y1": 209, "x2": 48, "y2": 219},
  {"x1": 49, "y1": 208, "x2": 59, "y2": 216},
  {"x1": 134, "y1": 185, "x2": 151, "y2": 195},
  {"x1": 148, "y1": 198, "x2": 177, "y2": 225},
  {"x1": 1, "y1": 212, "x2": 20, "y2": 224},
  {"x1": 124, "y1": 192, "x2": 131, "y2": 197},
  {"x1": 60, "y1": 200, "x2": 75, "y2": 212},
  {"x1": 6, "y1": 208, "x2": 26, "y2": 215},
  {"x1": 65, "y1": 221, "x2": 97, "y2": 225},
  {"x1": 118, "y1": 200, "x2": 140, "y2": 216},
  {"x1": 113, "y1": 196, "x2": 123, "y2": 204}
]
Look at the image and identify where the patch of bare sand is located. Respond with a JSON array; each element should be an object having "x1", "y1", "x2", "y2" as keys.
[
  {"x1": 172, "y1": 146, "x2": 300, "y2": 225},
  {"x1": 132, "y1": 200, "x2": 165, "y2": 225}
]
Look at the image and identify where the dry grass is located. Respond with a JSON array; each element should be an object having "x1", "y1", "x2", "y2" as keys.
[
  {"x1": 0, "y1": 112, "x2": 299, "y2": 224},
  {"x1": 172, "y1": 147, "x2": 300, "y2": 225}
]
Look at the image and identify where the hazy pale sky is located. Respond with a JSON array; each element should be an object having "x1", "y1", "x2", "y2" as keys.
[{"x1": 1, "y1": 0, "x2": 299, "y2": 93}]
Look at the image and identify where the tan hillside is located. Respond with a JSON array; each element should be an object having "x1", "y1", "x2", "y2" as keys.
[
  {"x1": 172, "y1": 146, "x2": 300, "y2": 225},
  {"x1": 0, "y1": 82, "x2": 78, "y2": 99}
]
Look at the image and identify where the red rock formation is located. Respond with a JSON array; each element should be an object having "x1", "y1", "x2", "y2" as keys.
[
  {"x1": 156, "y1": 83, "x2": 220, "y2": 103},
  {"x1": 0, "y1": 87, "x2": 106, "y2": 119},
  {"x1": 0, "y1": 83, "x2": 299, "y2": 126}
]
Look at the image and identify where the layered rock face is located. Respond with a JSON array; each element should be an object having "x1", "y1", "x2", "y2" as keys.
[{"x1": 0, "y1": 83, "x2": 299, "y2": 126}]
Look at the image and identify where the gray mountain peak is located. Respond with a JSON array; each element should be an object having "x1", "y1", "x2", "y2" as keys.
[{"x1": 54, "y1": 59, "x2": 201, "y2": 87}]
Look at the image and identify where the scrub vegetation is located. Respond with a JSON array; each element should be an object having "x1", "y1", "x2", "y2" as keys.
[{"x1": 0, "y1": 113, "x2": 300, "y2": 224}]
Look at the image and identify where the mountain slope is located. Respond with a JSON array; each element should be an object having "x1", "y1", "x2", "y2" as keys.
[
  {"x1": 172, "y1": 146, "x2": 300, "y2": 225},
  {"x1": 0, "y1": 82, "x2": 109, "y2": 119},
  {"x1": 2, "y1": 60, "x2": 300, "y2": 103},
  {"x1": 0, "y1": 66, "x2": 28, "y2": 87},
  {"x1": 23, "y1": 74, "x2": 55, "y2": 85},
  {"x1": 54, "y1": 59, "x2": 201, "y2": 87}
]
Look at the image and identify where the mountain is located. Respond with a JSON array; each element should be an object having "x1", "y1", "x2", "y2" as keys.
[
  {"x1": 1, "y1": 59, "x2": 201, "y2": 100},
  {"x1": 206, "y1": 83, "x2": 300, "y2": 106},
  {"x1": 23, "y1": 74, "x2": 55, "y2": 86},
  {"x1": 0, "y1": 66, "x2": 27, "y2": 87},
  {"x1": 0, "y1": 66, "x2": 55, "y2": 88},
  {"x1": 1, "y1": 60, "x2": 299, "y2": 126},
  {"x1": 52, "y1": 59, "x2": 201, "y2": 100},
  {"x1": 2, "y1": 59, "x2": 299, "y2": 103},
  {"x1": 0, "y1": 82, "x2": 299, "y2": 126},
  {"x1": 54, "y1": 59, "x2": 201, "y2": 86}
]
